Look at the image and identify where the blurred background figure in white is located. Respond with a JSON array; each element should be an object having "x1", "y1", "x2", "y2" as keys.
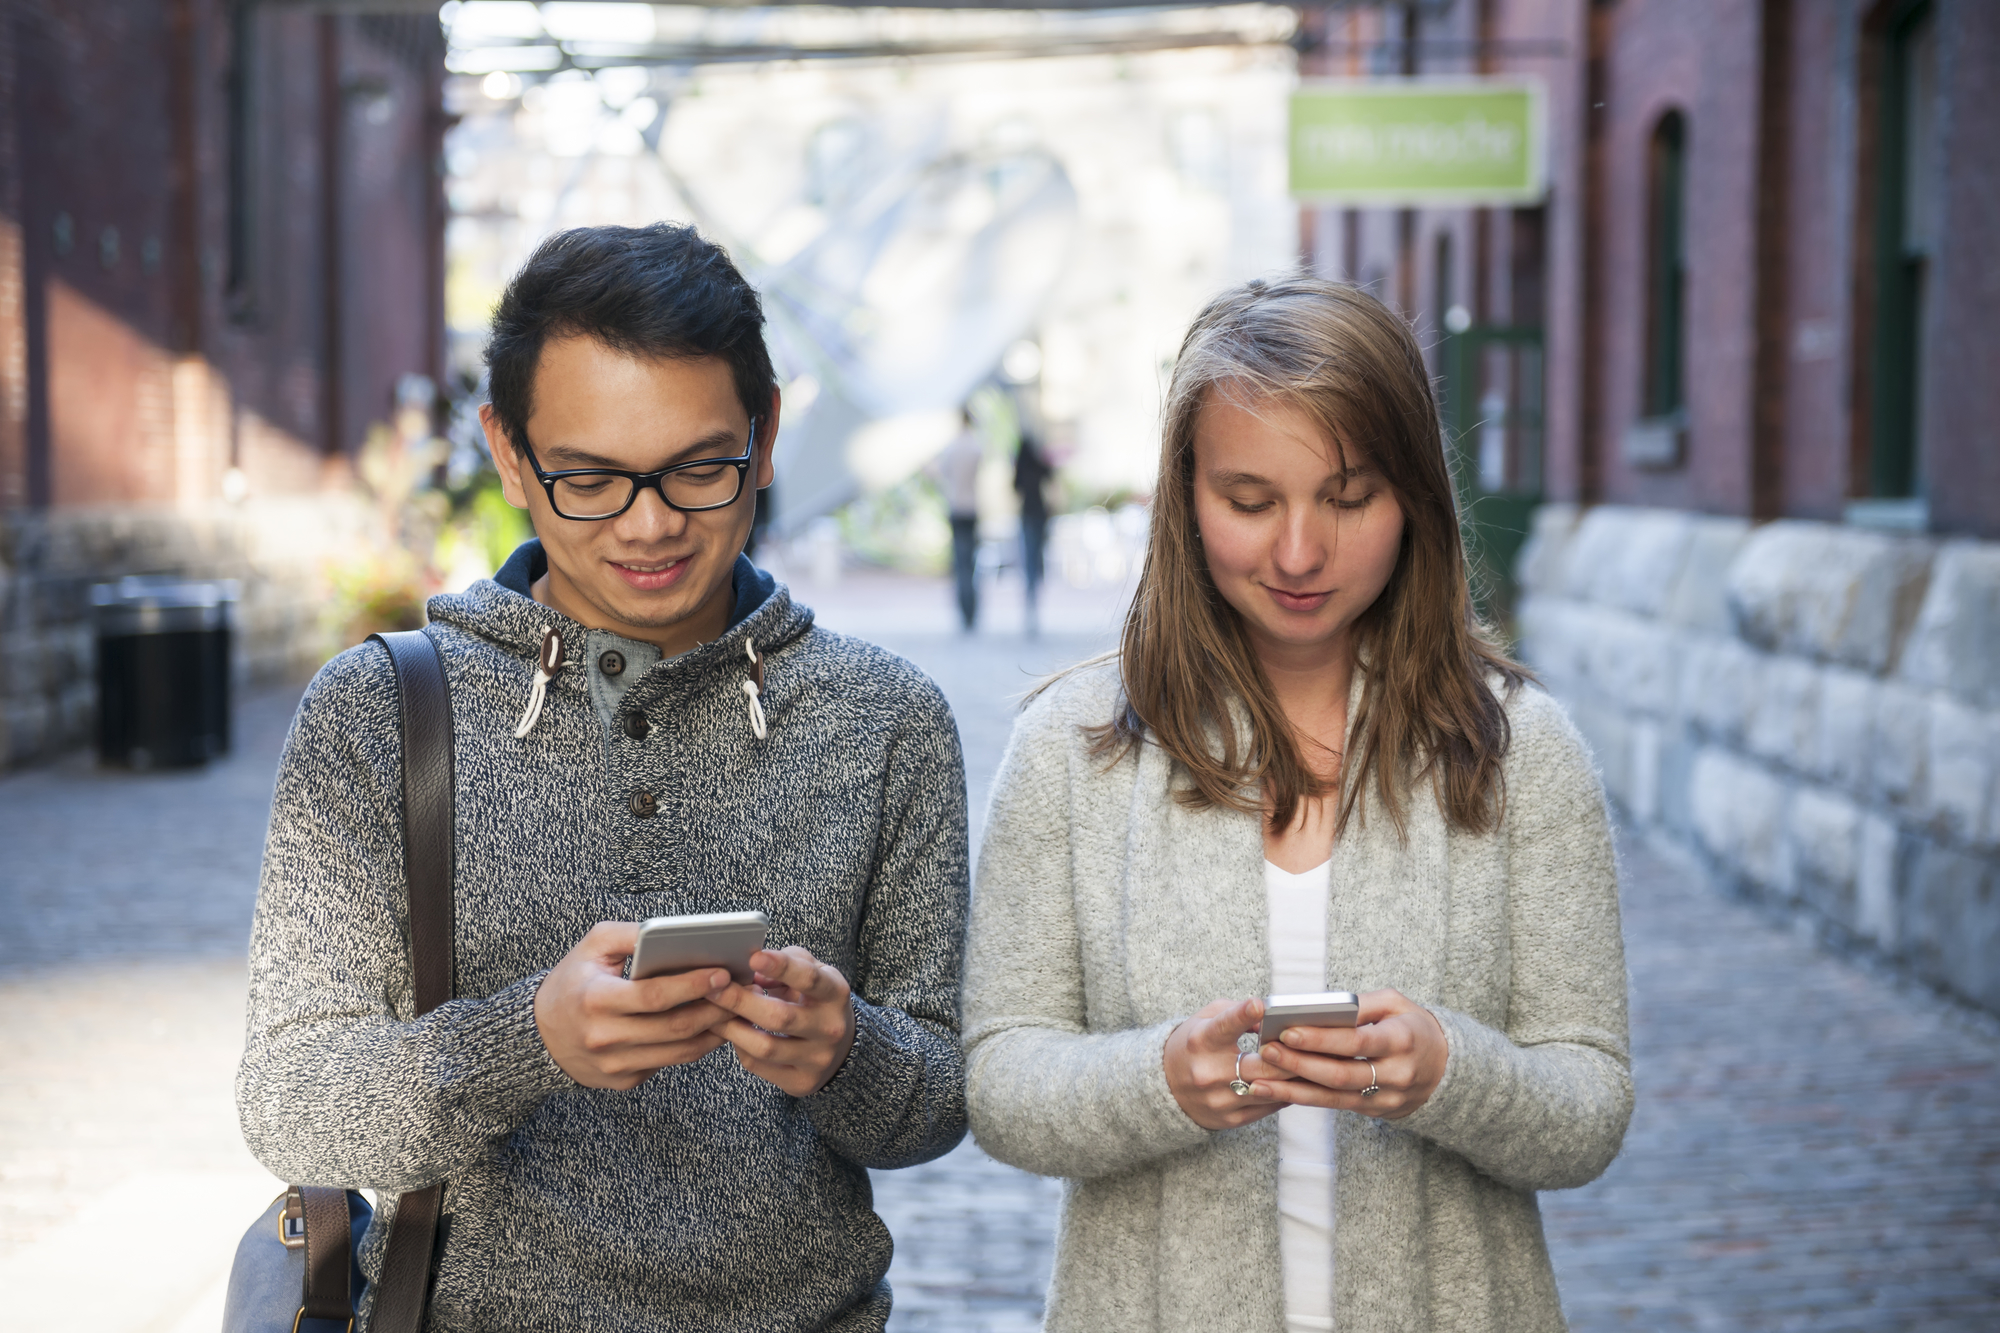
[{"x1": 937, "y1": 407, "x2": 986, "y2": 631}]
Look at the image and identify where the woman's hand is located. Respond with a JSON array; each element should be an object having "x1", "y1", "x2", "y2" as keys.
[
  {"x1": 1248, "y1": 988, "x2": 1447, "y2": 1120},
  {"x1": 1164, "y1": 998, "x2": 1290, "y2": 1131}
]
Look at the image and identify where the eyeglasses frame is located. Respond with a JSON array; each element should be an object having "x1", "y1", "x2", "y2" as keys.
[{"x1": 519, "y1": 417, "x2": 763, "y2": 521}]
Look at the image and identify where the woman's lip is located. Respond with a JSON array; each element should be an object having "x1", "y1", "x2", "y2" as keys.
[
  {"x1": 1265, "y1": 585, "x2": 1332, "y2": 612},
  {"x1": 610, "y1": 556, "x2": 692, "y2": 591}
]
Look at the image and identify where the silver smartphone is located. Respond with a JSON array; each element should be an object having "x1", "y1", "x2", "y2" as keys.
[
  {"x1": 627, "y1": 910, "x2": 770, "y2": 984},
  {"x1": 1260, "y1": 991, "x2": 1360, "y2": 1044}
]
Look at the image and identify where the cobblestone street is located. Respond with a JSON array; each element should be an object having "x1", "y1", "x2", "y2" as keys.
[
  {"x1": 1, "y1": 567, "x2": 1996, "y2": 1331},
  {"x1": 1544, "y1": 836, "x2": 2000, "y2": 1330}
]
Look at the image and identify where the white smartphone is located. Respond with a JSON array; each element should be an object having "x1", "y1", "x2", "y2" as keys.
[
  {"x1": 627, "y1": 910, "x2": 770, "y2": 984},
  {"x1": 1260, "y1": 991, "x2": 1360, "y2": 1044}
]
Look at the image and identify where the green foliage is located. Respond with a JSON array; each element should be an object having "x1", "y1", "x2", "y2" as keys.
[
  {"x1": 323, "y1": 551, "x2": 429, "y2": 651},
  {"x1": 436, "y1": 470, "x2": 534, "y2": 582},
  {"x1": 838, "y1": 474, "x2": 952, "y2": 575},
  {"x1": 322, "y1": 390, "x2": 534, "y2": 656}
]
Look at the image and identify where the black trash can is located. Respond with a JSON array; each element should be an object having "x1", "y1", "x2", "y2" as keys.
[{"x1": 92, "y1": 577, "x2": 238, "y2": 769}]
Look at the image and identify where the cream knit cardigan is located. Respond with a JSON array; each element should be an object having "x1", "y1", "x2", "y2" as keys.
[{"x1": 963, "y1": 663, "x2": 1631, "y2": 1333}]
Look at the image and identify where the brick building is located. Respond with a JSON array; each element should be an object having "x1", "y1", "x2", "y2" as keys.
[
  {"x1": 0, "y1": 0, "x2": 447, "y2": 764},
  {"x1": 1299, "y1": 0, "x2": 1999, "y2": 1013}
]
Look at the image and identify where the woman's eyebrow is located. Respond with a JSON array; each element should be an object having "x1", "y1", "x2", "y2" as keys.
[
  {"x1": 1208, "y1": 468, "x2": 1274, "y2": 487},
  {"x1": 1207, "y1": 465, "x2": 1377, "y2": 487}
]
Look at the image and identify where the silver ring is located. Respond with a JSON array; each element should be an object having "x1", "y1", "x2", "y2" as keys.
[
  {"x1": 1359, "y1": 1060, "x2": 1380, "y2": 1097},
  {"x1": 1230, "y1": 1051, "x2": 1252, "y2": 1097}
]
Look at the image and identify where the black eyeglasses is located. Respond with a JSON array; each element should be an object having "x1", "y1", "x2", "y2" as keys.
[{"x1": 521, "y1": 419, "x2": 760, "y2": 520}]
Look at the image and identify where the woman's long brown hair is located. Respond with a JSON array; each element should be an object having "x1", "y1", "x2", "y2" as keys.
[{"x1": 1084, "y1": 276, "x2": 1528, "y2": 838}]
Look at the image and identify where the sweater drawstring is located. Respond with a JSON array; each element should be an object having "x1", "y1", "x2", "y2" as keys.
[
  {"x1": 741, "y1": 639, "x2": 767, "y2": 740},
  {"x1": 513, "y1": 625, "x2": 567, "y2": 739}
]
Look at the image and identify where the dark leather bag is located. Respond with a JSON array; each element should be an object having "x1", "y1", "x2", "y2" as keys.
[{"x1": 222, "y1": 629, "x2": 456, "y2": 1333}]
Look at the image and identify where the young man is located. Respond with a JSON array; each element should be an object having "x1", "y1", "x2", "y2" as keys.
[{"x1": 238, "y1": 224, "x2": 970, "y2": 1330}]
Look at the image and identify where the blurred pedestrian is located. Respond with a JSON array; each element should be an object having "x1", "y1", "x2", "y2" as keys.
[
  {"x1": 237, "y1": 223, "x2": 970, "y2": 1331},
  {"x1": 963, "y1": 277, "x2": 1631, "y2": 1332},
  {"x1": 938, "y1": 406, "x2": 984, "y2": 630},
  {"x1": 1014, "y1": 429, "x2": 1052, "y2": 637}
]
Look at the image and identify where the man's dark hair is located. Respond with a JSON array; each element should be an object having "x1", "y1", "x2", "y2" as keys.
[{"x1": 485, "y1": 223, "x2": 776, "y2": 452}]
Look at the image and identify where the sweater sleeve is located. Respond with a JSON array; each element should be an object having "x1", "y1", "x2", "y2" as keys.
[
  {"x1": 235, "y1": 643, "x2": 569, "y2": 1195},
  {"x1": 963, "y1": 682, "x2": 1212, "y2": 1180},
  {"x1": 1393, "y1": 690, "x2": 1634, "y2": 1191},
  {"x1": 802, "y1": 674, "x2": 971, "y2": 1169}
]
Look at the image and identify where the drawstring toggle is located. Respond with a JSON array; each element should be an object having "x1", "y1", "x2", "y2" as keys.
[
  {"x1": 741, "y1": 639, "x2": 767, "y2": 740},
  {"x1": 513, "y1": 625, "x2": 567, "y2": 739}
]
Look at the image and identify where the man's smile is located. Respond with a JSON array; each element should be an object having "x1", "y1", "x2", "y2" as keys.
[{"x1": 608, "y1": 555, "x2": 694, "y2": 591}]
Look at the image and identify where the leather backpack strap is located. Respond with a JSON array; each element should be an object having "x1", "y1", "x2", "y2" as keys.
[
  {"x1": 296, "y1": 1185, "x2": 354, "y2": 1321},
  {"x1": 373, "y1": 629, "x2": 456, "y2": 1014},
  {"x1": 368, "y1": 628, "x2": 457, "y2": 1333}
]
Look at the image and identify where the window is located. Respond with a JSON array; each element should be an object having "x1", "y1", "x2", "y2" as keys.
[
  {"x1": 1865, "y1": 0, "x2": 1936, "y2": 507},
  {"x1": 1643, "y1": 110, "x2": 1687, "y2": 420},
  {"x1": 1623, "y1": 110, "x2": 1687, "y2": 470}
]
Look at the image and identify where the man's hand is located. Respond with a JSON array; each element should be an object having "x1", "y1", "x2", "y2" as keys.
[
  {"x1": 534, "y1": 922, "x2": 734, "y2": 1090},
  {"x1": 710, "y1": 947, "x2": 857, "y2": 1097}
]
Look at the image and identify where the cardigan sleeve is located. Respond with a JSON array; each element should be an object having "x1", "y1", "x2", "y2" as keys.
[
  {"x1": 1393, "y1": 689, "x2": 1634, "y2": 1191},
  {"x1": 963, "y1": 681, "x2": 1211, "y2": 1180}
]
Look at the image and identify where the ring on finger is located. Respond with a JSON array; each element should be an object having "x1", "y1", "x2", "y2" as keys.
[
  {"x1": 1231, "y1": 1051, "x2": 1252, "y2": 1097},
  {"x1": 1359, "y1": 1059, "x2": 1380, "y2": 1097}
]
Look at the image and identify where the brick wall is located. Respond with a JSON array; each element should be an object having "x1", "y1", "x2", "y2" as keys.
[
  {"x1": 0, "y1": 1, "x2": 445, "y2": 767},
  {"x1": 1922, "y1": 3, "x2": 2000, "y2": 538},
  {"x1": 1518, "y1": 504, "x2": 2000, "y2": 1015},
  {"x1": 1301, "y1": 0, "x2": 1998, "y2": 539}
]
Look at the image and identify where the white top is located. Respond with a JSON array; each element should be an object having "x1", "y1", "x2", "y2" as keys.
[
  {"x1": 1265, "y1": 858, "x2": 1336, "y2": 1333},
  {"x1": 938, "y1": 428, "x2": 983, "y2": 517}
]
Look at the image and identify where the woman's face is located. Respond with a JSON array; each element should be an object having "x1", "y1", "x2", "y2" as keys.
[{"x1": 1190, "y1": 388, "x2": 1405, "y2": 666}]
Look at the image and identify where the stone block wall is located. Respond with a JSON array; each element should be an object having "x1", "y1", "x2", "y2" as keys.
[
  {"x1": 1516, "y1": 505, "x2": 2000, "y2": 1015},
  {"x1": 0, "y1": 495, "x2": 382, "y2": 767}
]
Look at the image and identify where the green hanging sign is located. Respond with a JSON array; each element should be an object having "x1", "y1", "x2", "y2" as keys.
[{"x1": 1290, "y1": 80, "x2": 1547, "y2": 205}]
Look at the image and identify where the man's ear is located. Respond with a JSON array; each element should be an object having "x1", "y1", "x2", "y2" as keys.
[
  {"x1": 479, "y1": 403, "x2": 532, "y2": 510},
  {"x1": 755, "y1": 387, "x2": 782, "y2": 491}
]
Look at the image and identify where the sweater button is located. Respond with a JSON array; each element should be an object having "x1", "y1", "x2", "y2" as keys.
[
  {"x1": 622, "y1": 711, "x2": 650, "y2": 740},
  {"x1": 629, "y1": 789, "x2": 657, "y2": 818},
  {"x1": 598, "y1": 650, "x2": 626, "y2": 677}
]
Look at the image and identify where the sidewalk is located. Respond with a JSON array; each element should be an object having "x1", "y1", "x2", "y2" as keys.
[
  {"x1": 1, "y1": 564, "x2": 1994, "y2": 1330},
  {"x1": 1546, "y1": 833, "x2": 2000, "y2": 1330},
  {"x1": 0, "y1": 687, "x2": 310, "y2": 1330}
]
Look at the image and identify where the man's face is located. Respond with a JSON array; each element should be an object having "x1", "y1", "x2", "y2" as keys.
[{"x1": 482, "y1": 336, "x2": 777, "y2": 650}]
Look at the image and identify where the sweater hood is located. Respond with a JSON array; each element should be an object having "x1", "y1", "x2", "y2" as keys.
[{"x1": 424, "y1": 539, "x2": 814, "y2": 737}]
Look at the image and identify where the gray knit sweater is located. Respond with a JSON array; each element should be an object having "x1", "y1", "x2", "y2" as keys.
[{"x1": 237, "y1": 549, "x2": 970, "y2": 1331}]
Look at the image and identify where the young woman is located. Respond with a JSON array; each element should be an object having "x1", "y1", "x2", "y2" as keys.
[{"x1": 963, "y1": 277, "x2": 1631, "y2": 1333}]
